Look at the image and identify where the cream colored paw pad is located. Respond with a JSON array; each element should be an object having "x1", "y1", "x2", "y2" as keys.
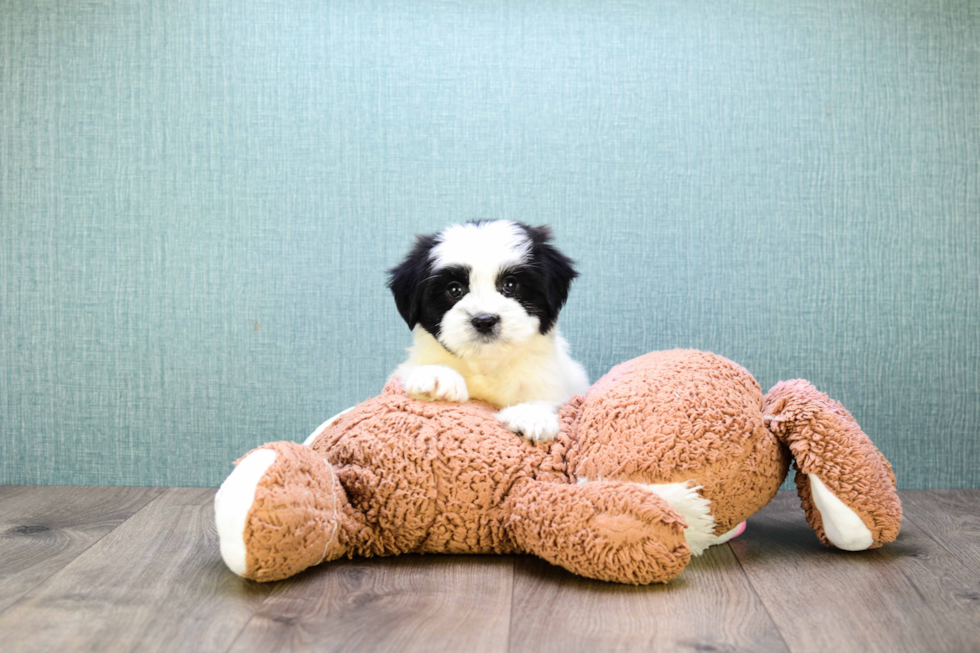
[
  {"x1": 808, "y1": 474, "x2": 874, "y2": 551},
  {"x1": 214, "y1": 449, "x2": 277, "y2": 576}
]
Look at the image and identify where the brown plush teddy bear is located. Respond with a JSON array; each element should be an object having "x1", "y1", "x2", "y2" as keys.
[{"x1": 214, "y1": 349, "x2": 901, "y2": 584}]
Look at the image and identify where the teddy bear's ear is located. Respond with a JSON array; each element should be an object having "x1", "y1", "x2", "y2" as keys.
[
  {"x1": 388, "y1": 233, "x2": 437, "y2": 329},
  {"x1": 762, "y1": 380, "x2": 902, "y2": 551}
]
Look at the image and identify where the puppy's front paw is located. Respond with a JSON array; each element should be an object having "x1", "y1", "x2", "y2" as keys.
[
  {"x1": 404, "y1": 365, "x2": 469, "y2": 402},
  {"x1": 496, "y1": 402, "x2": 560, "y2": 442}
]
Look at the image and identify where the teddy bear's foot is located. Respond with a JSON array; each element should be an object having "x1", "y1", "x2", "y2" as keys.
[
  {"x1": 804, "y1": 474, "x2": 874, "y2": 550},
  {"x1": 215, "y1": 447, "x2": 278, "y2": 576},
  {"x1": 505, "y1": 479, "x2": 691, "y2": 584},
  {"x1": 214, "y1": 441, "x2": 349, "y2": 582},
  {"x1": 714, "y1": 520, "x2": 746, "y2": 544},
  {"x1": 763, "y1": 380, "x2": 901, "y2": 550}
]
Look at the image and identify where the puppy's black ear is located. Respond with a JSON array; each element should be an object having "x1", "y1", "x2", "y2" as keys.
[
  {"x1": 387, "y1": 233, "x2": 436, "y2": 330},
  {"x1": 525, "y1": 224, "x2": 578, "y2": 333}
]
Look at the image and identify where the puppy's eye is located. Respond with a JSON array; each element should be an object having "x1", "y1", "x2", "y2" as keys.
[
  {"x1": 446, "y1": 282, "x2": 464, "y2": 299},
  {"x1": 501, "y1": 276, "x2": 518, "y2": 297}
]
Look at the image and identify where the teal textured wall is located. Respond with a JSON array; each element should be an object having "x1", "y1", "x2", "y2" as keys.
[{"x1": 1, "y1": 1, "x2": 977, "y2": 488}]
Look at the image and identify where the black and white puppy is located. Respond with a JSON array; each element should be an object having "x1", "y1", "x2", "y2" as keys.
[{"x1": 388, "y1": 220, "x2": 589, "y2": 442}]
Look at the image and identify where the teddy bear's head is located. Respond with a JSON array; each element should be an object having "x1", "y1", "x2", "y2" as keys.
[{"x1": 567, "y1": 349, "x2": 791, "y2": 535}]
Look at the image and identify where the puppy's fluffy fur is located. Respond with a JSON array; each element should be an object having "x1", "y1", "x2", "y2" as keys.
[{"x1": 388, "y1": 220, "x2": 589, "y2": 441}]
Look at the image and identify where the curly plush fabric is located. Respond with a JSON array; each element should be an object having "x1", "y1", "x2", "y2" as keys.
[
  {"x1": 504, "y1": 479, "x2": 690, "y2": 584},
  {"x1": 310, "y1": 380, "x2": 574, "y2": 558},
  {"x1": 242, "y1": 442, "x2": 348, "y2": 581},
  {"x1": 569, "y1": 350, "x2": 791, "y2": 534},
  {"x1": 218, "y1": 349, "x2": 901, "y2": 585},
  {"x1": 762, "y1": 380, "x2": 902, "y2": 547}
]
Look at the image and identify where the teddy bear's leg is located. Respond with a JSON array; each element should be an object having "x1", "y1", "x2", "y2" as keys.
[
  {"x1": 504, "y1": 479, "x2": 691, "y2": 584},
  {"x1": 214, "y1": 441, "x2": 352, "y2": 582},
  {"x1": 763, "y1": 380, "x2": 901, "y2": 550}
]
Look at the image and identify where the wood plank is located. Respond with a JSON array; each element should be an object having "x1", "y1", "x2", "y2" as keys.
[
  {"x1": 900, "y1": 489, "x2": 980, "y2": 571},
  {"x1": 227, "y1": 554, "x2": 514, "y2": 653},
  {"x1": 0, "y1": 485, "x2": 163, "y2": 613},
  {"x1": 508, "y1": 544, "x2": 789, "y2": 653},
  {"x1": 730, "y1": 491, "x2": 980, "y2": 653},
  {"x1": 0, "y1": 488, "x2": 273, "y2": 653}
]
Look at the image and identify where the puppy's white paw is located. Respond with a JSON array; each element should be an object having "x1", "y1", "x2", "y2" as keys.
[
  {"x1": 496, "y1": 402, "x2": 560, "y2": 442},
  {"x1": 404, "y1": 365, "x2": 469, "y2": 402}
]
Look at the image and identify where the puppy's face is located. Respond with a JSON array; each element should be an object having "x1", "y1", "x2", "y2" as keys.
[{"x1": 389, "y1": 221, "x2": 577, "y2": 358}]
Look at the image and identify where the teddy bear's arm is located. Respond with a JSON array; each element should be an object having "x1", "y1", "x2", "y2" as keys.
[{"x1": 503, "y1": 478, "x2": 692, "y2": 584}]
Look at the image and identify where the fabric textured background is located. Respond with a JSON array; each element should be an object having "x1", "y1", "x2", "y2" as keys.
[{"x1": 1, "y1": 0, "x2": 977, "y2": 488}]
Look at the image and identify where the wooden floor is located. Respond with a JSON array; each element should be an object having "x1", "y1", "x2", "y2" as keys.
[{"x1": 0, "y1": 488, "x2": 977, "y2": 653}]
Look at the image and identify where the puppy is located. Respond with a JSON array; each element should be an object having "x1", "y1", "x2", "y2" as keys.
[{"x1": 388, "y1": 220, "x2": 589, "y2": 442}]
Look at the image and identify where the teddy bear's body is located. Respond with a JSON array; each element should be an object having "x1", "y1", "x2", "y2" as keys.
[
  {"x1": 311, "y1": 387, "x2": 572, "y2": 558},
  {"x1": 215, "y1": 349, "x2": 901, "y2": 584}
]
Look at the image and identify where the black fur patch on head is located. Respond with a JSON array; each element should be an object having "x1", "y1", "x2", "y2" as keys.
[
  {"x1": 387, "y1": 233, "x2": 436, "y2": 331},
  {"x1": 415, "y1": 264, "x2": 471, "y2": 339},
  {"x1": 512, "y1": 223, "x2": 578, "y2": 334},
  {"x1": 387, "y1": 234, "x2": 472, "y2": 339}
]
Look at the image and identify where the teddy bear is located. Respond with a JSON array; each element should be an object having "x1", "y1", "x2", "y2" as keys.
[{"x1": 214, "y1": 349, "x2": 901, "y2": 585}]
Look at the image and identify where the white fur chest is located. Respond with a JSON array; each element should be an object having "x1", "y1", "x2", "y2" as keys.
[{"x1": 394, "y1": 327, "x2": 588, "y2": 408}]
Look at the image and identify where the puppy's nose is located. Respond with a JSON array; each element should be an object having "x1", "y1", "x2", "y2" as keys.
[{"x1": 471, "y1": 314, "x2": 501, "y2": 335}]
